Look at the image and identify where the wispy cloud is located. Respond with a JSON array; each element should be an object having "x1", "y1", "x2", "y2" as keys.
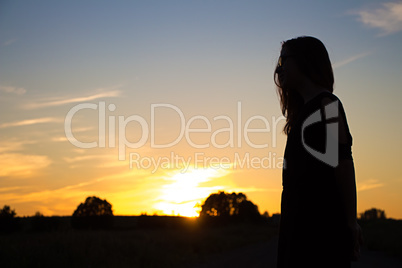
[
  {"x1": 351, "y1": 2, "x2": 402, "y2": 36},
  {"x1": 51, "y1": 136, "x2": 68, "y2": 142},
  {"x1": 53, "y1": 126, "x2": 94, "y2": 142},
  {"x1": 0, "y1": 153, "x2": 51, "y2": 177},
  {"x1": 63, "y1": 154, "x2": 128, "y2": 169},
  {"x1": 0, "y1": 186, "x2": 26, "y2": 193},
  {"x1": 63, "y1": 154, "x2": 111, "y2": 164},
  {"x1": 24, "y1": 86, "x2": 122, "y2": 109},
  {"x1": 0, "y1": 139, "x2": 36, "y2": 153},
  {"x1": 0, "y1": 85, "x2": 26, "y2": 95},
  {"x1": 332, "y1": 51, "x2": 372, "y2": 69},
  {"x1": 0, "y1": 117, "x2": 62, "y2": 129},
  {"x1": 2, "y1": 39, "x2": 17, "y2": 47},
  {"x1": 0, "y1": 170, "x2": 143, "y2": 216},
  {"x1": 358, "y1": 179, "x2": 384, "y2": 192}
]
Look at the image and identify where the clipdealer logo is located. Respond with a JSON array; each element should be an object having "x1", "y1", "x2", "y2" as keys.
[
  {"x1": 64, "y1": 102, "x2": 286, "y2": 170},
  {"x1": 301, "y1": 100, "x2": 339, "y2": 167}
]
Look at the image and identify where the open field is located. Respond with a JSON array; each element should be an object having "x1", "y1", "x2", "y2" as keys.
[
  {"x1": 359, "y1": 219, "x2": 402, "y2": 259},
  {"x1": 1, "y1": 216, "x2": 402, "y2": 267},
  {"x1": 0, "y1": 216, "x2": 277, "y2": 267}
]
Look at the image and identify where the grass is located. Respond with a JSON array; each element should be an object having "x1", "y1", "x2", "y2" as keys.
[
  {"x1": 360, "y1": 219, "x2": 402, "y2": 259},
  {"x1": 6, "y1": 216, "x2": 401, "y2": 267},
  {"x1": 0, "y1": 217, "x2": 278, "y2": 268}
]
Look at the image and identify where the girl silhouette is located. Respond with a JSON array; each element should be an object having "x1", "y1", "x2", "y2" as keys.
[{"x1": 274, "y1": 36, "x2": 363, "y2": 268}]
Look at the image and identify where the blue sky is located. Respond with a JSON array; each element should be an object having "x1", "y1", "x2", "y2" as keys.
[{"x1": 1, "y1": 0, "x2": 402, "y2": 218}]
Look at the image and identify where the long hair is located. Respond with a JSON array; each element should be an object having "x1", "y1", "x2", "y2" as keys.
[{"x1": 274, "y1": 36, "x2": 334, "y2": 135}]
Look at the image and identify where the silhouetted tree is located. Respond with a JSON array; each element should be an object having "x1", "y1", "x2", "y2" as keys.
[
  {"x1": 30, "y1": 211, "x2": 62, "y2": 232},
  {"x1": 31, "y1": 211, "x2": 44, "y2": 231},
  {"x1": 0, "y1": 205, "x2": 16, "y2": 218},
  {"x1": 200, "y1": 191, "x2": 260, "y2": 221},
  {"x1": 71, "y1": 196, "x2": 114, "y2": 229},
  {"x1": 34, "y1": 211, "x2": 44, "y2": 217},
  {"x1": 0, "y1": 205, "x2": 19, "y2": 232},
  {"x1": 262, "y1": 211, "x2": 270, "y2": 218},
  {"x1": 360, "y1": 208, "x2": 386, "y2": 221},
  {"x1": 238, "y1": 200, "x2": 260, "y2": 220}
]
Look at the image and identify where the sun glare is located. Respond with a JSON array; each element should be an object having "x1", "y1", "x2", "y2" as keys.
[{"x1": 155, "y1": 168, "x2": 229, "y2": 217}]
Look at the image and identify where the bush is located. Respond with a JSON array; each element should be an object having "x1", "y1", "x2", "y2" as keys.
[
  {"x1": 200, "y1": 191, "x2": 261, "y2": 221},
  {"x1": 30, "y1": 213, "x2": 63, "y2": 232},
  {"x1": 0, "y1": 205, "x2": 19, "y2": 232},
  {"x1": 71, "y1": 196, "x2": 114, "y2": 229}
]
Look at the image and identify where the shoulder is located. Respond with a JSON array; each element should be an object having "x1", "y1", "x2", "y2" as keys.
[
  {"x1": 321, "y1": 93, "x2": 352, "y2": 145},
  {"x1": 303, "y1": 91, "x2": 341, "y2": 118},
  {"x1": 318, "y1": 91, "x2": 340, "y2": 106},
  {"x1": 317, "y1": 92, "x2": 347, "y2": 119},
  {"x1": 311, "y1": 91, "x2": 352, "y2": 145},
  {"x1": 318, "y1": 92, "x2": 348, "y2": 119}
]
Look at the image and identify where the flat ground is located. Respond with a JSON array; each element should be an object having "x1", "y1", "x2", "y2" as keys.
[{"x1": 193, "y1": 236, "x2": 402, "y2": 268}]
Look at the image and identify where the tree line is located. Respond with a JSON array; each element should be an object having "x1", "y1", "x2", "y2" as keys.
[{"x1": 0, "y1": 191, "x2": 388, "y2": 232}]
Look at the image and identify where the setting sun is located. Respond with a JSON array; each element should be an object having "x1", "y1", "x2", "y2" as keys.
[{"x1": 154, "y1": 168, "x2": 230, "y2": 217}]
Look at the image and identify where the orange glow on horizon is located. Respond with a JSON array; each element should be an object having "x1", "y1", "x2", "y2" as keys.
[{"x1": 153, "y1": 167, "x2": 230, "y2": 217}]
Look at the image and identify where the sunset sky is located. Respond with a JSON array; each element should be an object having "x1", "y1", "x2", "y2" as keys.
[{"x1": 1, "y1": 0, "x2": 402, "y2": 218}]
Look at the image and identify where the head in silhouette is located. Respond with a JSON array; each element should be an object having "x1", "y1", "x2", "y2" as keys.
[{"x1": 274, "y1": 36, "x2": 334, "y2": 134}]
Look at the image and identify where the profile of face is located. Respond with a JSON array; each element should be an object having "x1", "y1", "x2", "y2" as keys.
[
  {"x1": 274, "y1": 36, "x2": 335, "y2": 134},
  {"x1": 276, "y1": 46, "x2": 304, "y2": 91}
]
